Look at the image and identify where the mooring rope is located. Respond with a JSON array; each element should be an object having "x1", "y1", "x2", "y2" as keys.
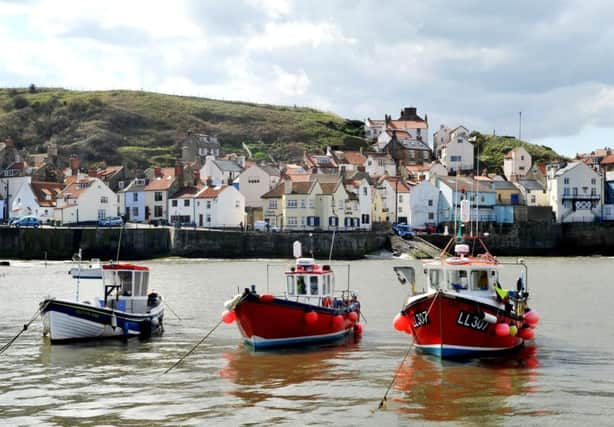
[{"x1": 0, "y1": 300, "x2": 50, "y2": 356}]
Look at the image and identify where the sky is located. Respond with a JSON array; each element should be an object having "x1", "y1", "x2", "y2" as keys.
[{"x1": 1, "y1": 0, "x2": 614, "y2": 157}]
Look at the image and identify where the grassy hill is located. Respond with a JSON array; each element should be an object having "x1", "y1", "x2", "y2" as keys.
[
  {"x1": 0, "y1": 87, "x2": 365, "y2": 169},
  {"x1": 0, "y1": 87, "x2": 563, "y2": 172}
]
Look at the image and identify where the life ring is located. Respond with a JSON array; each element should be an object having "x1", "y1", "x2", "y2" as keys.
[
  {"x1": 446, "y1": 257, "x2": 470, "y2": 265},
  {"x1": 322, "y1": 296, "x2": 332, "y2": 308}
]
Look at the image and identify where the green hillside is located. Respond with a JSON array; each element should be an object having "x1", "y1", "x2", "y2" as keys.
[
  {"x1": 0, "y1": 87, "x2": 365, "y2": 168},
  {"x1": 470, "y1": 131, "x2": 564, "y2": 174}
]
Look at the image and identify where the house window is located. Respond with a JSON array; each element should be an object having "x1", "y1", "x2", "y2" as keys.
[
  {"x1": 132, "y1": 207, "x2": 139, "y2": 217},
  {"x1": 309, "y1": 199, "x2": 314, "y2": 208},
  {"x1": 361, "y1": 214, "x2": 370, "y2": 224},
  {"x1": 154, "y1": 192, "x2": 163, "y2": 202},
  {"x1": 519, "y1": 166, "x2": 525, "y2": 171},
  {"x1": 287, "y1": 200, "x2": 297, "y2": 208},
  {"x1": 184, "y1": 199, "x2": 190, "y2": 207},
  {"x1": 521, "y1": 155, "x2": 525, "y2": 160},
  {"x1": 399, "y1": 195, "x2": 404, "y2": 203},
  {"x1": 97, "y1": 209, "x2": 106, "y2": 220},
  {"x1": 133, "y1": 193, "x2": 138, "y2": 202},
  {"x1": 328, "y1": 216, "x2": 339, "y2": 227},
  {"x1": 100, "y1": 196, "x2": 108, "y2": 204},
  {"x1": 564, "y1": 178, "x2": 570, "y2": 184},
  {"x1": 300, "y1": 216, "x2": 305, "y2": 226},
  {"x1": 154, "y1": 206, "x2": 163, "y2": 217},
  {"x1": 363, "y1": 187, "x2": 368, "y2": 196},
  {"x1": 235, "y1": 200, "x2": 240, "y2": 208},
  {"x1": 338, "y1": 199, "x2": 343, "y2": 209},
  {"x1": 206, "y1": 214, "x2": 211, "y2": 223},
  {"x1": 591, "y1": 187, "x2": 597, "y2": 196},
  {"x1": 531, "y1": 195, "x2": 536, "y2": 204},
  {"x1": 171, "y1": 200, "x2": 178, "y2": 207},
  {"x1": 428, "y1": 212, "x2": 434, "y2": 220},
  {"x1": 572, "y1": 187, "x2": 578, "y2": 196},
  {"x1": 563, "y1": 187, "x2": 570, "y2": 196},
  {"x1": 300, "y1": 199, "x2": 306, "y2": 208},
  {"x1": 423, "y1": 151, "x2": 429, "y2": 160},
  {"x1": 206, "y1": 200, "x2": 211, "y2": 209},
  {"x1": 288, "y1": 216, "x2": 297, "y2": 226},
  {"x1": 269, "y1": 199, "x2": 277, "y2": 209},
  {"x1": 591, "y1": 178, "x2": 597, "y2": 185},
  {"x1": 428, "y1": 199, "x2": 433, "y2": 207}
]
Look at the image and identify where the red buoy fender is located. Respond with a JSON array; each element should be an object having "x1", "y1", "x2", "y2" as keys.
[{"x1": 259, "y1": 294, "x2": 275, "y2": 303}]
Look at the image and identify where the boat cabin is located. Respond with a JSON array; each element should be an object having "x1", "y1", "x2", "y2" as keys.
[
  {"x1": 284, "y1": 258, "x2": 334, "y2": 305},
  {"x1": 99, "y1": 264, "x2": 151, "y2": 312},
  {"x1": 426, "y1": 264, "x2": 498, "y2": 293}
]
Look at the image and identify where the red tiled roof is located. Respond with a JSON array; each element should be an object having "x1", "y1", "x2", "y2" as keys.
[
  {"x1": 169, "y1": 186, "x2": 202, "y2": 199},
  {"x1": 31, "y1": 181, "x2": 64, "y2": 207},
  {"x1": 389, "y1": 120, "x2": 428, "y2": 129},
  {"x1": 97, "y1": 166, "x2": 122, "y2": 179},
  {"x1": 145, "y1": 175, "x2": 176, "y2": 191},
  {"x1": 341, "y1": 151, "x2": 366, "y2": 165},
  {"x1": 601, "y1": 154, "x2": 614, "y2": 165},
  {"x1": 60, "y1": 178, "x2": 95, "y2": 199},
  {"x1": 261, "y1": 182, "x2": 284, "y2": 199},
  {"x1": 196, "y1": 185, "x2": 228, "y2": 199}
]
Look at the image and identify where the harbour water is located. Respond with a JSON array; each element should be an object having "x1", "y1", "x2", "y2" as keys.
[{"x1": 1, "y1": 256, "x2": 614, "y2": 426}]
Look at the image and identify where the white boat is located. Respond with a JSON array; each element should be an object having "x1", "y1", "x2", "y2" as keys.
[
  {"x1": 68, "y1": 259, "x2": 102, "y2": 279},
  {"x1": 41, "y1": 263, "x2": 164, "y2": 343}
]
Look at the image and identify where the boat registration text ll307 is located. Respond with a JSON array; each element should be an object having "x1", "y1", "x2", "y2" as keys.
[
  {"x1": 413, "y1": 310, "x2": 429, "y2": 328},
  {"x1": 456, "y1": 311, "x2": 489, "y2": 332}
]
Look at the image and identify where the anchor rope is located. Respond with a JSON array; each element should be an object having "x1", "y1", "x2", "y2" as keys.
[{"x1": 0, "y1": 300, "x2": 50, "y2": 356}]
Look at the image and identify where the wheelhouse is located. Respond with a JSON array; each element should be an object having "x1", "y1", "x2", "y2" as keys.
[
  {"x1": 284, "y1": 258, "x2": 334, "y2": 304},
  {"x1": 100, "y1": 264, "x2": 151, "y2": 312},
  {"x1": 425, "y1": 264, "x2": 498, "y2": 293}
]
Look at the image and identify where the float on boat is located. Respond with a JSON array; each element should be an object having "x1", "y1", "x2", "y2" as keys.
[
  {"x1": 393, "y1": 236, "x2": 540, "y2": 358},
  {"x1": 41, "y1": 263, "x2": 164, "y2": 343},
  {"x1": 222, "y1": 241, "x2": 362, "y2": 350}
]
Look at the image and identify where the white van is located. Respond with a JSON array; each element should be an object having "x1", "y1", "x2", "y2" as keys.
[{"x1": 254, "y1": 220, "x2": 279, "y2": 232}]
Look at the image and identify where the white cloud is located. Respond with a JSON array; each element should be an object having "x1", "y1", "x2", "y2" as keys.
[
  {"x1": 273, "y1": 66, "x2": 309, "y2": 96},
  {"x1": 246, "y1": 20, "x2": 355, "y2": 51}
]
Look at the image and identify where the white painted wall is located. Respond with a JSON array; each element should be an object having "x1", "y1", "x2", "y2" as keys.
[{"x1": 408, "y1": 180, "x2": 440, "y2": 229}]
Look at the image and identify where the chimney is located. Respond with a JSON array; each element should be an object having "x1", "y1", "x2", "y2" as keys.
[
  {"x1": 175, "y1": 160, "x2": 184, "y2": 187},
  {"x1": 69, "y1": 155, "x2": 80, "y2": 174},
  {"x1": 154, "y1": 166, "x2": 162, "y2": 178},
  {"x1": 284, "y1": 179, "x2": 292, "y2": 194}
]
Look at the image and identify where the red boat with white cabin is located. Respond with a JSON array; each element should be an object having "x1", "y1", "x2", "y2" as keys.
[
  {"x1": 222, "y1": 242, "x2": 362, "y2": 350},
  {"x1": 393, "y1": 236, "x2": 540, "y2": 358}
]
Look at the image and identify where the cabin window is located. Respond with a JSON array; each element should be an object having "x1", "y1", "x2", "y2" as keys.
[
  {"x1": 448, "y1": 270, "x2": 468, "y2": 290},
  {"x1": 310, "y1": 276, "x2": 319, "y2": 295},
  {"x1": 297, "y1": 276, "x2": 306, "y2": 294},
  {"x1": 323, "y1": 275, "x2": 331, "y2": 294},
  {"x1": 118, "y1": 271, "x2": 133, "y2": 296},
  {"x1": 286, "y1": 276, "x2": 295, "y2": 295},
  {"x1": 471, "y1": 270, "x2": 489, "y2": 291},
  {"x1": 429, "y1": 269, "x2": 442, "y2": 289},
  {"x1": 134, "y1": 271, "x2": 142, "y2": 296}
]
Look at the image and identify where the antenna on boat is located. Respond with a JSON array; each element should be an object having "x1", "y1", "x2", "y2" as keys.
[
  {"x1": 116, "y1": 224, "x2": 124, "y2": 262},
  {"x1": 74, "y1": 248, "x2": 82, "y2": 301}
]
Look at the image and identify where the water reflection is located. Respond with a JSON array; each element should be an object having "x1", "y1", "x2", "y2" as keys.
[
  {"x1": 219, "y1": 338, "x2": 361, "y2": 404},
  {"x1": 391, "y1": 345, "x2": 539, "y2": 422}
]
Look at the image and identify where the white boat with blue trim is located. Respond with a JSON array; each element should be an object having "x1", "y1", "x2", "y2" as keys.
[{"x1": 41, "y1": 263, "x2": 164, "y2": 343}]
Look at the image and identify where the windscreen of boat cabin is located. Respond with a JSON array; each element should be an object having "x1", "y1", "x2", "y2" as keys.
[
  {"x1": 296, "y1": 276, "x2": 307, "y2": 295},
  {"x1": 118, "y1": 270, "x2": 133, "y2": 296},
  {"x1": 428, "y1": 269, "x2": 442, "y2": 289},
  {"x1": 286, "y1": 276, "x2": 295, "y2": 295},
  {"x1": 309, "y1": 276, "x2": 319, "y2": 295},
  {"x1": 323, "y1": 275, "x2": 331, "y2": 295},
  {"x1": 470, "y1": 270, "x2": 490, "y2": 291},
  {"x1": 447, "y1": 269, "x2": 469, "y2": 290},
  {"x1": 132, "y1": 271, "x2": 149, "y2": 296}
]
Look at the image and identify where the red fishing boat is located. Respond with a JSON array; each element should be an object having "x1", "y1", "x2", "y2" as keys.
[
  {"x1": 222, "y1": 242, "x2": 362, "y2": 349},
  {"x1": 393, "y1": 236, "x2": 539, "y2": 358}
]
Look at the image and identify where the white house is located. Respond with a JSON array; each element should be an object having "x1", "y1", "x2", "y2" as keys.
[
  {"x1": 408, "y1": 180, "x2": 440, "y2": 230},
  {"x1": 54, "y1": 176, "x2": 118, "y2": 224},
  {"x1": 168, "y1": 186, "x2": 202, "y2": 225},
  {"x1": 237, "y1": 163, "x2": 281, "y2": 208},
  {"x1": 432, "y1": 125, "x2": 470, "y2": 158},
  {"x1": 345, "y1": 177, "x2": 372, "y2": 230},
  {"x1": 547, "y1": 162, "x2": 602, "y2": 223},
  {"x1": 405, "y1": 161, "x2": 448, "y2": 181},
  {"x1": 200, "y1": 157, "x2": 243, "y2": 186},
  {"x1": 441, "y1": 137, "x2": 474, "y2": 173},
  {"x1": 10, "y1": 181, "x2": 63, "y2": 223},
  {"x1": 504, "y1": 147, "x2": 532, "y2": 181},
  {"x1": 364, "y1": 152, "x2": 396, "y2": 178},
  {"x1": 194, "y1": 185, "x2": 245, "y2": 228}
]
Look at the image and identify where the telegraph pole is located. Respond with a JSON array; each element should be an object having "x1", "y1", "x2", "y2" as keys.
[{"x1": 518, "y1": 111, "x2": 522, "y2": 141}]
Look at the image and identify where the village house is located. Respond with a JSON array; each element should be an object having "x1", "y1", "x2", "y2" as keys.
[
  {"x1": 404, "y1": 161, "x2": 448, "y2": 182},
  {"x1": 364, "y1": 152, "x2": 396, "y2": 178},
  {"x1": 303, "y1": 152, "x2": 338, "y2": 175},
  {"x1": 10, "y1": 181, "x2": 63, "y2": 223},
  {"x1": 54, "y1": 175, "x2": 118, "y2": 225},
  {"x1": 376, "y1": 131, "x2": 432, "y2": 165},
  {"x1": 329, "y1": 149, "x2": 367, "y2": 173},
  {"x1": 119, "y1": 177, "x2": 147, "y2": 222},
  {"x1": 376, "y1": 176, "x2": 410, "y2": 224},
  {"x1": 439, "y1": 129, "x2": 474, "y2": 174},
  {"x1": 344, "y1": 176, "x2": 372, "y2": 230},
  {"x1": 237, "y1": 163, "x2": 281, "y2": 209},
  {"x1": 407, "y1": 179, "x2": 440, "y2": 230},
  {"x1": 143, "y1": 166, "x2": 181, "y2": 224},
  {"x1": 432, "y1": 125, "x2": 470, "y2": 158},
  {"x1": 547, "y1": 162, "x2": 602, "y2": 223},
  {"x1": 200, "y1": 156, "x2": 244, "y2": 186},
  {"x1": 503, "y1": 147, "x2": 532, "y2": 181},
  {"x1": 181, "y1": 132, "x2": 220, "y2": 163},
  {"x1": 515, "y1": 179, "x2": 549, "y2": 207},
  {"x1": 193, "y1": 185, "x2": 245, "y2": 228},
  {"x1": 434, "y1": 175, "x2": 496, "y2": 224},
  {"x1": 168, "y1": 186, "x2": 202, "y2": 225}
]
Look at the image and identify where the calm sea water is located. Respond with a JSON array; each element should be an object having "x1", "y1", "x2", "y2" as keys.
[{"x1": 1, "y1": 255, "x2": 613, "y2": 426}]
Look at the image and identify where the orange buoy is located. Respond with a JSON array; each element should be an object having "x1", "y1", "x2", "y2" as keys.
[
  {"x1": 332, "y1": 314, "x2": 344, "y2": 330},
  {"x1": 354, "y1": 323, "x2": 363, "y2": 335},
  {"x1": 393, "y1": 313, "x2": 410, "y2": 332},
  {"x1": 348, "y1": 311, "x2": 358, "y2": 322},
  {"x1": 495, "y1": 323, "x2": 510, "y2": 337},
  {"x1": 519, "y1": 327, "x2": 535, "y2": 340}
]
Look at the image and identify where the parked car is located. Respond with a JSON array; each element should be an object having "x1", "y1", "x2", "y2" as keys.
[
  {"x1": 11, "y1": 216, "x2": 41, "y2": 228},
  {"x1": 98, "y1": 216, "x2": 124, "y2": 227},
  {"x1": 254, "y1": 220, "x2": 279, "y2": 232},
  {"x1": 392, "y1": 223, "x2": 415, "y2": 239}
]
